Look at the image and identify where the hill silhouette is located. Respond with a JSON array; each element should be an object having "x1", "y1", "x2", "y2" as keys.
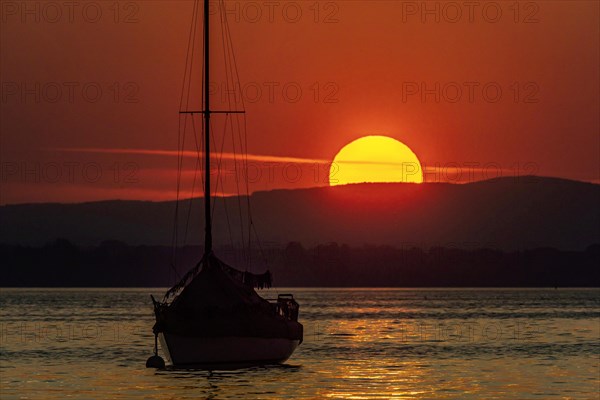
[{"x1": 1, "y1": 176, "x2": 598, "y2": 250}]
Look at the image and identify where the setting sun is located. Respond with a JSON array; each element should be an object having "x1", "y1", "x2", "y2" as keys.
[{"x1": 329, "y1": 136, "x2": 423, "y2": 186}]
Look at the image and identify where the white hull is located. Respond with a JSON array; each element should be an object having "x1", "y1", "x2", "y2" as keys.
[{"x1": 159, "y1": 333, "x2": 300, "y2": 368}]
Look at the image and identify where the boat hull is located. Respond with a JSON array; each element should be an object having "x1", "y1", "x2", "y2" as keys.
[{"x1": 159, "y1": 333, "x2": 300, "y2": 368}]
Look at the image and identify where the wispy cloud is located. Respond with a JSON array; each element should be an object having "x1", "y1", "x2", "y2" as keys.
[
  {"x1": 48, "y1": 147, "x2": 428, "y2": 167},
  {"x1": 47, "y1": 148, "x2": 525, "y2": 180},
  {"x1": 49, "y1": 147, "x2": 329, "y2": 165}
]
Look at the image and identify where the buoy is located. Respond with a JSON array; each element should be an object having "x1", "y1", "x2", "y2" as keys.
[
  {"x1": 146, "y1": 333, "x2": 165, "y2": 368},
  {"x1": 146, "y1": 354, "x2": 165, "y2": 369}
]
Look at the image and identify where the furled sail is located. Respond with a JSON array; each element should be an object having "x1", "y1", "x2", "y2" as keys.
[{"x1": 163, "y1": 253, "x2": 272, "y2": 301}]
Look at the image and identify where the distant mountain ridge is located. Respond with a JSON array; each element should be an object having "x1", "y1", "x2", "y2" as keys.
[{"x1": 1, "y1": 176, "x2": 598, "y2": 250}]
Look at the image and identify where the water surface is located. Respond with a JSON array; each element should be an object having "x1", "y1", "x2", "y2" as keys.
[{"x1": 1, "y1": 288, "x2": 598, "y2": 399}]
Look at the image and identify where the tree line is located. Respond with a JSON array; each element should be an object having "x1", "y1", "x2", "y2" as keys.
[{"x1": 0, "y1": 240, "x2": 598, "y2": 287}]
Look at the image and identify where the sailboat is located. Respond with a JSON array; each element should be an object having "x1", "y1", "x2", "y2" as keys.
[{"x1": 148, "y1": 0, "x2": 303, "y2": 368}]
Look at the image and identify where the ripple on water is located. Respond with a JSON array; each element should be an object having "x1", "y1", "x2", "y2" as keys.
[{"x1": 0, "y1": 288, "x2": 598, "y2": 399}]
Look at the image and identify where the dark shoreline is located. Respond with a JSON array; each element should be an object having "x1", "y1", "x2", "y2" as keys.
[{"x1": 2, "y1": 240, "x2": 598, "y2": 288}]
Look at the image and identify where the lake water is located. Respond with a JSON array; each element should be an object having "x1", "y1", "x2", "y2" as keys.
[{"x1": 0, "y1": 288, "x2": 598, "y2": 399}]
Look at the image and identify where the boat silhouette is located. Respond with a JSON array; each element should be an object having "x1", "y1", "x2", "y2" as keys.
[{"x1": 148, "y1": 0, "x2": 302, "y2": 369}]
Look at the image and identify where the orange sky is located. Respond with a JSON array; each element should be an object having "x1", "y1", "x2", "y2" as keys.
[{"x1": 1, "y1": 0, "x2": 598, "y2": 204}]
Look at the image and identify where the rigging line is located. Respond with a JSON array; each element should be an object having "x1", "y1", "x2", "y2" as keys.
[
  {"x1": 221, "y1": 3, "x2": 254, "y2": 268},
  {"x1": 217, "y1": 1, "x2": 245, "y2": 269},
  {"x1": 176, "y1": 0, "x2": 200, "y2": 256},
  {"x1": 199, "y1": 1, "x2": 205, "y2": 192},
  {"x1": 195, "y1": 112, "x2": 205, "y2": 250},
  {"x1": 251, "y1": 219, "x2": 270, "y2": 268},
  {"x1": 183, "y1": 4, "x2": 205, "y2": 242},
  {"x1": 200, "y1": 113, "x2": 205, "y2": 188},
  {"x1": 208, "y1": 115, "x2": 236, "y2": 257},
  {"x1": 211, "y1": 114, "x2": 229, "y2": 219},
  {"x1": 175, "y1": 1, "x2": 199, "y2": 216},
  {"x1": 222, "y1": 5, "x2": 248, "y2": 159},
  {"x1": 171, "y1": 0, "x2": 200, "y2": 276},
  {"x1": 183, "y1": 0, "x2": 200, "y2": 150},
  {"x1": 183, "y1": 115, "x2": 203, "y2": 247},
  {"x1": 170, "y1": 121, "x2": 183, "y2": 274},
  {"x1": 213, "y1": 113, "x2": 237, "y2": 258},
  {"x1": 209, "y1": 112, "x2": 234, "y2": 216},
  {"x1": 210, "y1": 113, "x2": 227, "y2": 219},
  {"x1": 226, "y1": 30, "x2": 253, "y2": 257},
  {"x1": 184, "y1": 0, "x2": 199, "y2": 126},
  {"x1": 218, "y1": 34, "x2": 244, "y2": 267},
  {"x1": 219, "y1": 0, "x2": 248, "y2": 269},
  {"x1": 229, "y1": 108, "x2": 247, "y2": 269},
  {"x1": 183, "y1": 157, "x2": 200, "y2": 248},
  {"x1": 200, "y1": 0, "x2": 208, "y2": 255},
  {"x1": 243, "y1": 118, "x2": 253, "y2": 269},
  {"x1": 171, "y1": 127, "x2": 181, "y2": 265},
  {"x1": 209, "y1": 118, "x2": 224, "y2": 217},
  {"x1": 179, "y1": 0, "x2": 199, "y2": 112}
]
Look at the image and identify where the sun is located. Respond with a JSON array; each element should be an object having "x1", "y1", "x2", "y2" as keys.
[{"x1": 329, "y1": 135, "x2": 423, "y2": 186}]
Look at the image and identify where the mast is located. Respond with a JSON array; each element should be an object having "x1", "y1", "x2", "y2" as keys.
[{"x1": 203, "y1": 0, "x2": 212, "y2": 254}]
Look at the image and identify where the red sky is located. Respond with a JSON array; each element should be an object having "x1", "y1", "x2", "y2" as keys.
[{"x1": 1, "y1": 0, "x2": 598, "y2": 204}]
